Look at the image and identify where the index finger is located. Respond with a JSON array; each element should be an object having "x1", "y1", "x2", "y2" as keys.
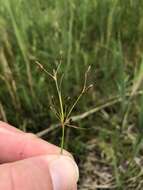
[{"x1": 0, "y1": 121, "x2": 69, "y2": 163}]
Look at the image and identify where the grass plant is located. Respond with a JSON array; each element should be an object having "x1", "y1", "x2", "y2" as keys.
[{"x1": 35, "y1": 61, "x2": 92, "y2": 153}]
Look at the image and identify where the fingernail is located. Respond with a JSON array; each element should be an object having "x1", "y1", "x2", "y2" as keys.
[{"x1": 48, "y1": 155, "x2": 79, "y2": 190}]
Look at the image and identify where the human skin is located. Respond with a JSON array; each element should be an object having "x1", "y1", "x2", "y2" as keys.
[{"x1": 0, "y1": 121, "x2": 79, "y2": 190}]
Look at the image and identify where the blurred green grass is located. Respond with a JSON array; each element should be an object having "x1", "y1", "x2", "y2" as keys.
[{"x1": 1, "y1": 0, "x2": 143, "y2": 188}]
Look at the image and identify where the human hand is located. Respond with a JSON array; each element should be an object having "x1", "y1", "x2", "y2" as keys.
[{"x1": 0, "y1": 121, "x2": 79, "y2": 190}]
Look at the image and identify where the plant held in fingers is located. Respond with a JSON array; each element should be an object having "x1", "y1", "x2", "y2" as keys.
[{"x1": 36, "y1": 61, "x2": 92, "y2": 154}]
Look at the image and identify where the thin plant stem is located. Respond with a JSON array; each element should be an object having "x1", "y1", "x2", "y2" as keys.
[
  {"x1": 35, "y1": 61, "x2": 54, "y2": 79},
  {"x1": 66, "y1": 66, "x2": 91, "y2": 120},
  {"x1": 60, "y1": 123, "x2": 65, "y2": 154},
  {"x1": 54, "y1": 77, "x2": 64, "y2": 122},
  {"x1": 66, "y1": 90, "x2": 84, "y2": 120}
]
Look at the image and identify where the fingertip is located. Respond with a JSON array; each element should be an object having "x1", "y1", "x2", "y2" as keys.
[{"x1": 44, "y1": 155, "x2": 79, "y2": 190}]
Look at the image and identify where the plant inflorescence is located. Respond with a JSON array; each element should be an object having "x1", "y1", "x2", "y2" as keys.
[{"x1": 35, "y1": 61, "x2": 92, "y2": 154}]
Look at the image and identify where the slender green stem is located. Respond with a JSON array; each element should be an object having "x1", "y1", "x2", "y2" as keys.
[
  {"x1": 66, "y1": 91, "x2": 83, "y2": 120},
  {"x1": 35, "y1": 61, "x2": 54, "y2": 79},
  {"x1": 66, "y1": 67, "x2": 91, "y2": 120},
  {"x1": 60, "y1": 123, "x2": 65, "y2": 154},
  {"x1": 55, "y1": 78, "x2": 64, "y2": 122}
]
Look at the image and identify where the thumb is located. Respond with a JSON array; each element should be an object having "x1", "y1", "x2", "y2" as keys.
[
  {"x1": 0, "y1": 154, "x2": 79, "y2": 190},
  {"x1": 47, "y1": 155, "x2": 79, "y2": 190}
]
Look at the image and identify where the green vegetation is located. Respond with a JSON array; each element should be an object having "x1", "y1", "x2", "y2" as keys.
[{"x1": 1, "y1": 0, "x2": 143, "y2": 189}]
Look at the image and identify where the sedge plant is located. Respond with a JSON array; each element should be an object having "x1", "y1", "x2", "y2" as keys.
[{"x1": 36, "y1": 61, "x2": 92, "y2": 154}]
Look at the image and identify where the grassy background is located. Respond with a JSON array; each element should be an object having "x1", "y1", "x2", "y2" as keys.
[{"x1": 1, "y1": 0, "x2": 143, "y2": 188}]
